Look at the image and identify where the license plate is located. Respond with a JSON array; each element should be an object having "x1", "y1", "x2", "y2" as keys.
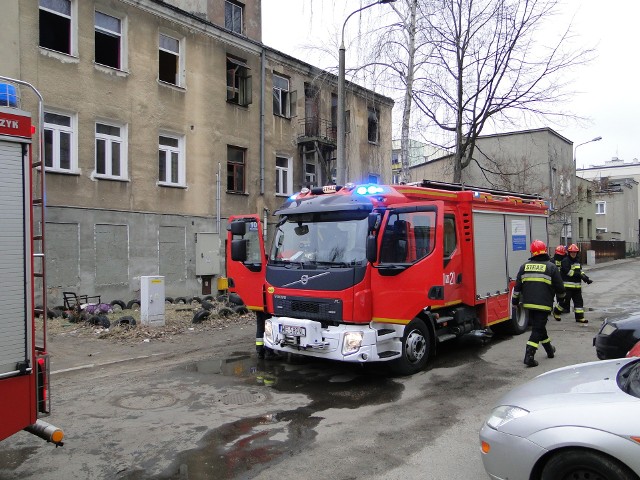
[{"x1": 280, "y1": 325, "x2": 306, "y2": 336}]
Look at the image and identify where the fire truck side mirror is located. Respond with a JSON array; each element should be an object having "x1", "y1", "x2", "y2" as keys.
[
  {"x1": 231, "y1": 239, "x2": 248, "y2": 262},
  {"x1": 366, "y1": 234, "x2": 378, "y2": 264},
  {"x1": 230, "y1": 220, "x2": 247, "y2": 236},
  {"x1": 368, "y1": 212, "x2": 381, "y2": 231}
]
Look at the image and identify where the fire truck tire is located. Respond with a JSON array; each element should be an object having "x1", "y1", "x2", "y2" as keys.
[
  {"x1": 492, "y1": 296, "x2": 529, "y2": 336},
  {"x1": 391, "y1": 319, "x2": 431, "y2": 376},
  {"x1": 110, "y1": 300, "x2": 126, "y2": 311},
  {"x1": 126, "y1": 299, "x2": 141, "y2": 310},
  {"x1": 192, "y1": 309, "x2": 210, "y2": 324}
]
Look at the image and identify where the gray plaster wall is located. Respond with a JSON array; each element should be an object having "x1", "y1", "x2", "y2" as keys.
[{"x1": 45, "y1": 206, "x2": 221, "y2": 306}]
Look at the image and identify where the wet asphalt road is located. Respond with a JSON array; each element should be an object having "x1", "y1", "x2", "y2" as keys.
[{"x1": 0, "y1": 259, "x2": 638, "y2": 480}]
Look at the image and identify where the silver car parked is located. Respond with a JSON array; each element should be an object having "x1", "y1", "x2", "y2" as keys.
[{"x1": 480, "y1": 358, "x2": 640, "y2": 480}]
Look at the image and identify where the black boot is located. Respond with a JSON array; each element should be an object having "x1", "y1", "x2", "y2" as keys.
[
  {"x1": 542, "y1": 342, "x2": 555, "y2": 358},
  {"x1": 256, "y1": 346, "x2": 265, "y2": 359},
  {"x1": 524, "y1": 345, "x2": 539, "y2": 367}
]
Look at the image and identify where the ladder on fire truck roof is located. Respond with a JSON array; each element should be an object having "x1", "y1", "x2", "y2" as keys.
[
  {"x1": 0, "y1": 76, "x2": 48, "y2": 354},
  {"x1": 414, "y1": 179, "x2": 543, "y2": 201}
]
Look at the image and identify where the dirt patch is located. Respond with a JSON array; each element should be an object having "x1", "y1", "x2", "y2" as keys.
[{"x1": 40, "y1": 300, "x2": 255, "y2": 344}]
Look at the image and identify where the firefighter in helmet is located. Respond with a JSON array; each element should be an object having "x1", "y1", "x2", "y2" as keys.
[
  {"x1": 556, "y1": 243, "x2": 592, "y2": 324},
  {"x1": 551, "y1": 245, "x2": 567, "y2": 320},
  {"x1": 512, "y1": 240, "x2": 566, "y2": 367}
]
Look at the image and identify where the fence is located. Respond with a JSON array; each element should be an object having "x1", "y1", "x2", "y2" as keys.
[{"x1": 576, "y1": 240, "x2": 639, "y2": 264}]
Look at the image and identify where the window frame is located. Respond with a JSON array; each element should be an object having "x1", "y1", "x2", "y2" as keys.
[
  {"x1": 43, "y1": 109, "x2": 78, "y2": 174},
  {"x1": 94, "y1": 120, "x2": 128, "y2": 180},
  {"x1": 39, "y1": 0, "x2": 77, "y2": 56},
  {"x1": 94, "y1": 10, "x2": 124, "y2": 70},
  {"x1": 275, "y1": 155, "x2": 292, "y2": 196},
  {"x1": 227, "y1": 56, "x2": 252, "y2": 106},
  {"x1": 367, "y1": 106, "x2": 380, "y2": 144},
  {"x1": 158, "y1": 32, "x2": 184, "y2": 87},
  {"x1": 158, "y1": 133, "x2": 186, "y2": 187},
  {"x1": 224, "y1": 0, "x2": 243, "y2": 35},
  {"x1": 596, "y1": 201, "x2": 606, "y2": 215},
  {"x1": 227, "y1": 145, "x2": 246, "y2": 194},
  {"x1": 273, "y1": 74, "x2": 290, "y2": 118}
]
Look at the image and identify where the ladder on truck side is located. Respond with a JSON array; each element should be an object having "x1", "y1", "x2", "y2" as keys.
[{"x1": 0, "y1": 76, "x2": 62, "y2": 444}]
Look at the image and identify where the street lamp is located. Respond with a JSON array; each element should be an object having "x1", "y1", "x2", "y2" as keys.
[
  {"x1": 337, "y1": 0, "x2": 396, "y2": 185},
  {"x1": 573, "y1": 136, "x2": 602, "y2": 168}
]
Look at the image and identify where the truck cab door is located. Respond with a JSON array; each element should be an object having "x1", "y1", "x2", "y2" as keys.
[
  {"x1": 226, "y1": 215, "x2": 266, "y2": 312},
  {"x1": 442, "y1": 213, "x2": 464, "y2": 305}
]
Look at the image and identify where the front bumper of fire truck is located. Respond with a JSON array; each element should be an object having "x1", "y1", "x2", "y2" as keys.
[{"x1": 264, "y1": 316, "x2": 403, "y2": 362}]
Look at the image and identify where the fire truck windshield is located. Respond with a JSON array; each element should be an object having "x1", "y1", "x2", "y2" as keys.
[{"x1": 270, "y1": 212, "x2": 369, "y2": 266}]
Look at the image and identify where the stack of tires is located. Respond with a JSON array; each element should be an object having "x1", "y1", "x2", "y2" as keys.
[{"x1": 192, "y1": 293, "x2": 249, "y2": 324}]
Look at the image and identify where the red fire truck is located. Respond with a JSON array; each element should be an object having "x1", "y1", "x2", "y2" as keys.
[
  {"x1": 0, "y1": 77, "x2": 64, "y2": 445},
  {"x1": 227, "y1": 181, "x2": 548, "y2": 375}
]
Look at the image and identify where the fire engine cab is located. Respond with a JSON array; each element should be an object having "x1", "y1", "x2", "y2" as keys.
[
  {"x1": 227, "y1": 181, "x2": 548, "y2": 375},
  {"x1": 0, "y1": 78, "x2": 63, "y2": 445}
]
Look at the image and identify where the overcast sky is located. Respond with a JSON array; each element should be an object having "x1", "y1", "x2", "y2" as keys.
[{"x1": 262, "y1": 0, "x2": 639, "y2": 169}]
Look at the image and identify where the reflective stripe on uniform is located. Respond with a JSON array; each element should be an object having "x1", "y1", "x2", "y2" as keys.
[
  {"x1": 541, "y1": 338, "x2": 552, "y2": 344},
  {"x1": 522, "y1": 277, "x2": 552, "y2": 285},
  {"x1": 256, "y1": 339, "x2": 264, "y2": 346},
  {"x1": 574, "y1": 308, "x2": 584, "y2": 314},
  {"x1": 527, "y1": 341, "x2": 539, "y2": 348},
  {"x1": 564, "y1": 282, "x2": 582, "y2": 289},
  {"x1": 523, "y1": 303, "x2": 552, "y2": 311}
]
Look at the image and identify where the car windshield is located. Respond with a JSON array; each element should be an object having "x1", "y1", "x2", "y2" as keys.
[
  {"x1": 618, "y1": 359, "x2": 640, "y2": 398},
  {"x1": 269, "y1": 212, "x2": 369, "y2": 266}
]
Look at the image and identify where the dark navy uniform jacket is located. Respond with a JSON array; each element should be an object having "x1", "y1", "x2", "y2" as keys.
[{"x1": 513, "y1": 254, "x2": 566, "y2": 311}]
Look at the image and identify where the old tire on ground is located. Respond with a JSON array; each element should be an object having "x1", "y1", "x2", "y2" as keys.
[
  {"x1": 191, "y1": 296, "x2": 202, "y2": 305},
  {"x1": 110, "y1": 300, "x2": 126, "y2": 311},
  {"x1": 202, "y1": 295, "x2": 214, "y2": 302},
  {"x1": 192, "y1": 309, "x2": 210, "y2": 324},
  {"x1": 390, "y1": 318, "x2": 431, "y2": 376},
  {"x1": 165, "y1": 297, "x2": 174, "y2": 304},
  {"x1": 126, "y1": 299, "x2": 141, "y2": 310},
  {"x1": 491, "y1": 289, "x2": 529, "y2": 336},
  {"x1": 228, "y1": 293, "x2": 243, "y2": 305},
  {"x1": 217, "y1": 306, "x2": 235, "y2": 317},
  {"x1": 115, "y1": 316, "x2": 136, "y2": 328},
  {"x1": 201, "y1": 301, "x2": 215, "y2": 311},
  {"x1": 541, "y1": 449, "x2": 637, "y2": 480},
  {"x1": 89, "y1": 315, "x2": 111, "y2": 328},
  {"x1": 174, "y1": 296, "x2": 190, "y2": 305},
  {"x1": 233, "y1": 305, "x2": 249, "y2": 315}
]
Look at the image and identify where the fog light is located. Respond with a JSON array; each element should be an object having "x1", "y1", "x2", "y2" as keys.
[
  {"x1": 342, "y1": 332, "x2": 363, "y2": 355},
  {"x1": 481, "y1": 441, "x2": 490, "y2": 454}
]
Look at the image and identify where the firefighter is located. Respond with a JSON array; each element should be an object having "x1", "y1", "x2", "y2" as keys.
[
  {"x1": 551, "y1": 245, "x2": 567, "y2": 320},
  {"x1": 512, "y1": 240, "x2": 566, "y2": 367},
  {"x1": 559, "y1": 243, "x2": 593, "y2": 323}
]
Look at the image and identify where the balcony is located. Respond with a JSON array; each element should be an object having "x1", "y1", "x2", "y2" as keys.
[{"x1": 297, "y1": 118, "x2": 337, "y2": 147}]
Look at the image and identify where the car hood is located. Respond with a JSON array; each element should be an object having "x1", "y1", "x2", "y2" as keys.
[{"x1": 492, "y1": 358, "x2": 640, "y2": 437}]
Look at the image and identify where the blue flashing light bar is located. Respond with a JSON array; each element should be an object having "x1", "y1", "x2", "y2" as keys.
[{"x1": 355, "y1": 185, "x2": 385, "y2": 195}]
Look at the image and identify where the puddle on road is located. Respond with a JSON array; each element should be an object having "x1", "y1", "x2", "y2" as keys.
[{"x1": 140, "y1": 353, "x2": 404, "y2": 480}]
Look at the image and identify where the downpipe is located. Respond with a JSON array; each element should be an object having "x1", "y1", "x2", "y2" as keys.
[{"x1": 24, "y1": 419, "x2": 64, "y2": 446}]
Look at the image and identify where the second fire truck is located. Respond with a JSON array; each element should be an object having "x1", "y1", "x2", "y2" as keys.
[{"x1": 227, "y1": 181, "x2": 548, "y2": 375}]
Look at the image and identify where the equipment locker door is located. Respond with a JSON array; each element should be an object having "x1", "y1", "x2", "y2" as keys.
[{"x1": 0, "y1": 140, "x2": 29, "y2": 377}]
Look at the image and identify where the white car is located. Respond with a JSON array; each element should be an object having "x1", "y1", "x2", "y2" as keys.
[{"x1": 480, "y1": 358, "x2": 640, "y2": 480}]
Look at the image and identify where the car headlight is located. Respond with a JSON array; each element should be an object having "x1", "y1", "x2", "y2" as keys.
[
  {"x1": 265, "y1": 320, "x2": 273, "y2": 342},
  {"x1": 342, "y1": 332, "x2": 363, "y2": 355},
  {"x1": 600, "y1": 323, "x2": 617, "y2": 336},
  {"x1": 486, "y1": 405, "x2": 529, "y2": 430}
]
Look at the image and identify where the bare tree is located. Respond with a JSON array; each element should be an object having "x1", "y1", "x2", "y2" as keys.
[{"x1": 411, "y1": 0, "x2": 594, "y2": 182}]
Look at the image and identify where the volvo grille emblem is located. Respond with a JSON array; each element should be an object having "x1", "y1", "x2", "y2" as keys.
[{"x1": 300, "y1": 275, "x2": 309, "y2": 285}]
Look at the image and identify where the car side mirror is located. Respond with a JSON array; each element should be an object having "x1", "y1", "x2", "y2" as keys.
[
  {"x1": 231, "y1": 239, "x2": 247, "y2": 261},
  {"x1": 230, "y1": 221, "x2": 246, "y2": 236},
  {"x1": 366, "y1": 234, "x2": 378, "y2": 263}
]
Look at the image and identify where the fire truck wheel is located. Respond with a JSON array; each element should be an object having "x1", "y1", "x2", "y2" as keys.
[
  {"x1": 392, "y1": 319, "x2": 431, "y2": 376},
  {"x1": 492, "y1": 297, "x2": 529, "y2": 336},
  {"x1": 192, "y1": 309, "x2": 210, "y2": 324},
  {"x1": 110, "y1": 300, "x2": 126, "y2": 311}
]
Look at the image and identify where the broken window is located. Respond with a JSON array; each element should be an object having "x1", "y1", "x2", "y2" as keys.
[
  {"x1": 159, "y1": 33, "x2": 181, "y2": 86},
  {"x1": 226, "y1": 56, "x2": 252, "y2": 106},
  {"x1": 367, "y1": 106, "x2": 379, "y2": 143},
  {"x1": 39, "y1": 0, "x2": 72, "y2": 54},
  {"x1": 95, "y1": 11, "x2": 122, "y2": 69}
]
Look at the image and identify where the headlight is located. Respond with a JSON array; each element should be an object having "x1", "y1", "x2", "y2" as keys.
[
  {"x1": 600, "y1": 323, "x2": 617, "y2": 336},
  {"x1": 486, "y1": 405, "x2": 529, "y2": 430},
  {"x1": 342, "y1": 332, "x2": 363, "y2": 355},
  {"x1": 265, "y1": 320, "x2": 273, "y2": 342}
]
